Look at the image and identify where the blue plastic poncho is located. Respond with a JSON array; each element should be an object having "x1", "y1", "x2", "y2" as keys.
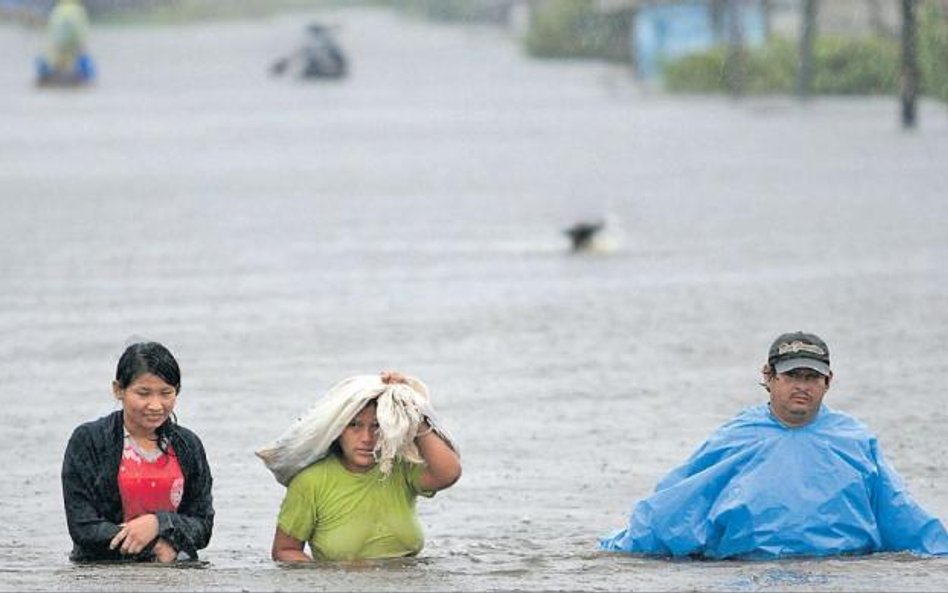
[{"x1": 600, "y1": 403, "x2": 948, "y2": 559}]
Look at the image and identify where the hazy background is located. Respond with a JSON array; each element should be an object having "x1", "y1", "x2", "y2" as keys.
[{"x1": 1, "y1": 3, "x2": 946, "y2": 591}]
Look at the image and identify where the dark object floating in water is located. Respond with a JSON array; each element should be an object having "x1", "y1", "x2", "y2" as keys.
[
  {"x1": 271, "y1": 22, "x2": 347, "y2": 80},
  {"x1": 564, "y1": 220, "x2": 605, "y2": 251}
]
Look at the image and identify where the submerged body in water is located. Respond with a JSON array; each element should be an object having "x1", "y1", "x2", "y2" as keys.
[
  {"x1": 271, "y1": 22, "x2": 347, "y2": 80},
  {"x1": 600, "y1": 403, "x2": 948, "y2": 559}
]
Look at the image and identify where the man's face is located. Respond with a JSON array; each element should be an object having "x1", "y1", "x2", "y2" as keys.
[{"x1": 767, "y1": 368, "x2": 832, "y2": 427}]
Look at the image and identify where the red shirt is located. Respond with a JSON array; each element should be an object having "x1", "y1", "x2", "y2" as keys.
[{"x1": 117, "y1": 437, "x2": 185, "y2": 522}]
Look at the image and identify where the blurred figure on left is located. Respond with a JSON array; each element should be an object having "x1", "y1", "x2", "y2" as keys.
[
  {"x1": 35, "y1": 0, "x2": 96, "y2": 87},
  {"x1": 61, "y1": 342, "x2": 214, "y2": 562}
]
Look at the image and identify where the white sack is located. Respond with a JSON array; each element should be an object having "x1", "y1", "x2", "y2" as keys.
[{"x1": 255, "y1": 374, "x2": 457, "y2": 486}]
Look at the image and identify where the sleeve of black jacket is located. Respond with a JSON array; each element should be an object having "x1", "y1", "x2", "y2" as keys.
[
  {"x1": 156, "y1": 425, "x2": 215, "y2": 559},
  {"x1": 61, "y1": 422, "x2": 123, "y2": 559}
]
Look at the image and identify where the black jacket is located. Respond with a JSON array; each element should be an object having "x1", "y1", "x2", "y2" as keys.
[{"x1": 61, "y1": 410, "x2": 214, "y2": 561}]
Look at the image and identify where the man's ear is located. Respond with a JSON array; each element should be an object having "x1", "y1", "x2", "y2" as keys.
[
  {"x1": 112, "y1": 380, "x2": 123, "y2": 400},
  {"x1": 825, "y1": 371, "x2": 834, "y2": 389}
]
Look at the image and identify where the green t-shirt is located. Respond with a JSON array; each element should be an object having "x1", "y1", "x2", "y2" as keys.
[{"x1": 277, "y1": 454, "x2": 434, "y2": 561}]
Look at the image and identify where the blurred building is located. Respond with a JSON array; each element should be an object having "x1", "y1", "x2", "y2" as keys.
[
  {"x1": 550, "y1": 1, "x2": 773, "y2": 80},
  {"x1": 1, "y1": 0, "x2": 179, "y2": 21},
  {"x1": 632, "y1": 1, "x2": 768, "y2": 80},
  {"x1": 508, "y1": 0, "x2": 907, "y2": 81}
]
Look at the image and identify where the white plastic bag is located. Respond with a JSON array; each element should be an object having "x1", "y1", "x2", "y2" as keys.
[{"x1": 255, "y1": 374, "x2": 457, "y2": 486}]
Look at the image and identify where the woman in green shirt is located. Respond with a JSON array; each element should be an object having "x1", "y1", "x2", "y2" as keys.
[{"x1": 270, "y1": 372, "x2": 462, "y2": 562}]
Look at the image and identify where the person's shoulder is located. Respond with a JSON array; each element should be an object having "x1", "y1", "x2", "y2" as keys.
[
  {"x1": 167, "y1": 423, "x2": 216, "y2": 469},
  {"x1": 289, "y1": 455, "x2": 337, "y2": 485},
  {"x1": 814, "y1": 405, "x2": 863, "y2": 427},
  {"x1": 719, "y1": 403, "x2": 772, "y2": 431},
  {"x1": 818, "y1": 406, "x2": 874, "y2": 436},
  {"x1": 65, "y1": 412, "x2": 120, "y2": 456},
  {"x1": 168, "y1": 422, "x2": 204, "y2": 444},
  {"x1": 391, "y1": 458, "x2": 422, "y2": 481},
  {"x1": 393, "y1": 458, "x2": 434, "y2": 495},
  {"x1": 701, "y1": 404, "x2": 777, "y2": 450},
  {"x1": 70, "y1": 410, "x2": 119, "y2": 438}
]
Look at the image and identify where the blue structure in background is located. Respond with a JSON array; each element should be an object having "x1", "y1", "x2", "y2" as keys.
[
  {"x1": 634, "y1": 1, "x2": 767, "y2": 81},
  {"x1": 0, "y1": 0, "x2": 50, "y2": 20}
]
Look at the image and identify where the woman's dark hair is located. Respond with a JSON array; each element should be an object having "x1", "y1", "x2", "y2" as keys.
[
  {"x1": 115, "y1": 341, "x2": 181, "y2": 391},
  {"x1": 115, "y1": 341, "x2": 181, "y2": 452}
]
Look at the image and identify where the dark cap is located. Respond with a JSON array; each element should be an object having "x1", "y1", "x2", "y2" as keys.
[{"x1": 768, "y1": 331, "x2": 830, "y2": 376}]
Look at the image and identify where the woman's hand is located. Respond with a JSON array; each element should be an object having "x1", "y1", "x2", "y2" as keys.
[
  {"x1": 152, "y1": 538, "x2": 178, "y2": 563},
  {"x1": 109, "y1": 513, "x2": 159, "y2": 556},
  {"x1": 380, "y1": 370, "x2": 409, "y2": 385}
]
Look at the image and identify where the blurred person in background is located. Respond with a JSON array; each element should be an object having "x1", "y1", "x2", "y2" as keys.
[
  {"x1": 270, "y1": 22, "x2": 347, "y2": 80},
  {"x1": 36, "y1": 0, "x2": 95, "y2": 86},
  {"x1": 600, "y1": 331, "x2": 948, "y2": 559},
  {"x1": 61, "y1": 342, "x2": 214, "y2": 562}
]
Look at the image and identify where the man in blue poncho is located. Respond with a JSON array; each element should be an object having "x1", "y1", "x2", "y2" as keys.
[{"x1": 600, "y1": 331, "x2": 948, "y2": 559}]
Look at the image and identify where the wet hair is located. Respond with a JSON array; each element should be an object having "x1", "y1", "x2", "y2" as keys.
[
  {"x1": 115, "y1": 341, "x2": 181, "y2": 452},
  {"x1": 759, "y1": 363, "x2": 830, "y2": 393},
  {"x1": 759, "y1": 363, "x2": 775, "y2": 393}
]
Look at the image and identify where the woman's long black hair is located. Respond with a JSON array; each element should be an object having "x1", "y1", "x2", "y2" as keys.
[{"x1": 115, "y1": 341, "x2": 181, "y2": 454}]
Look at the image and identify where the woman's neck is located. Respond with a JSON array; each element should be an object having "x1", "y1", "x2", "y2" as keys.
[{"x1": 123, "y1": 423, "x2": 158, "y2": 450}]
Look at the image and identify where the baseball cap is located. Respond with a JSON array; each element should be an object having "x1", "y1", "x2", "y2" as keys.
[{"x1": 768, "y1": 331, "x2": 831, "y2": 376}]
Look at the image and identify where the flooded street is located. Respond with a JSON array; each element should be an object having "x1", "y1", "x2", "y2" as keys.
[{"x1": 1, "y1": 6, "x2": 947, "y2": 591}]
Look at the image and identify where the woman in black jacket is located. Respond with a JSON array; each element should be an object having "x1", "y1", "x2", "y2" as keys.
[{"x1": 61, "y1": 342, "x2": 214, "y2": 562}]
